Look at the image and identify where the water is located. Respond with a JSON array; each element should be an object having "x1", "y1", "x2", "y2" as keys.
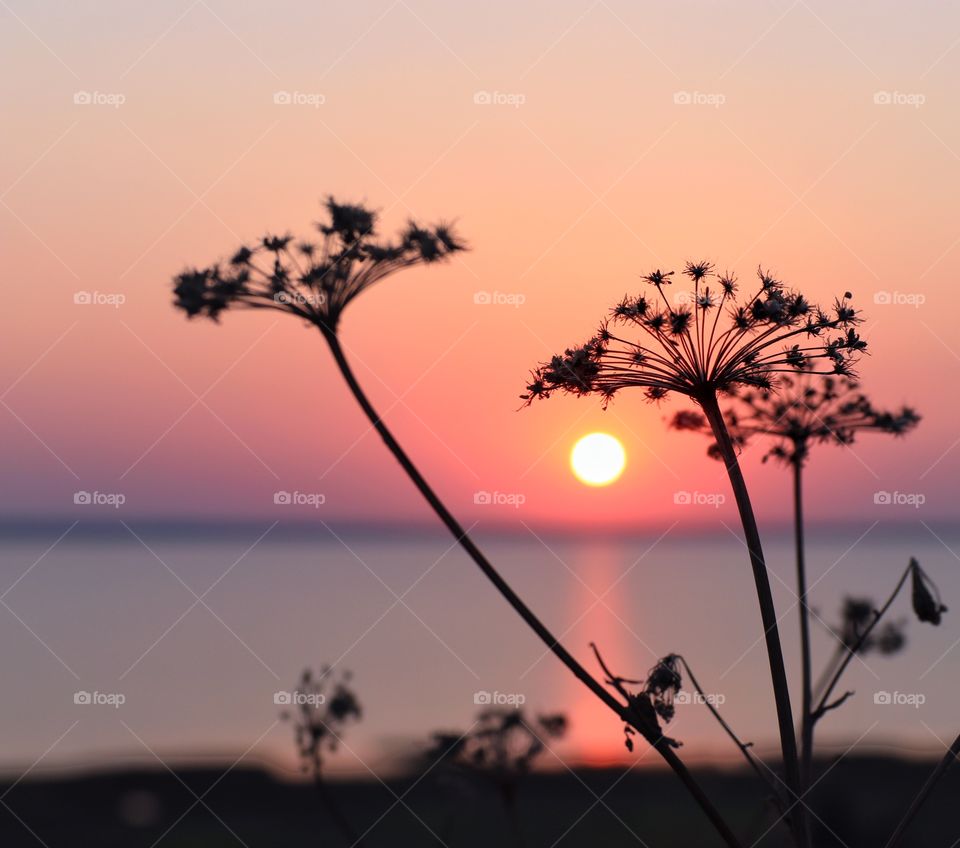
[{"x1": 1, "y1": 522, "x2": 957, "y2": 780}]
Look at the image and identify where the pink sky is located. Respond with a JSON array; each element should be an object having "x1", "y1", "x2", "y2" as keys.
[{"x1": 1, "y1": 0, "x2": 958, "y2": 530}]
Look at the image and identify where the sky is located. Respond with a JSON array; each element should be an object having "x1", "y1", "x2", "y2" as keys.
[
  {"x1": 5, "y1": 0, "x2": 960, "y2": 797},
  {"x1": 2, "y1": 0, "x2": 960, "y2": 533}
]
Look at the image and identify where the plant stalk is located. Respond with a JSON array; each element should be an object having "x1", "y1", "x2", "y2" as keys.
[
  {"x1": 700, "y1": 392, "x2": 805, "y2": 847},
  {"x1": 324, "y1": 330, "x2": 743, "y2": 848},
  {"x1": 793, "y1": 460, "x2": 814, "y2": 800}
]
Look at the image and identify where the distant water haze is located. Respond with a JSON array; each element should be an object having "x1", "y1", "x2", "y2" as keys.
[{"x1": 2, "y1": 523, "x2": 957, "y2": 779}]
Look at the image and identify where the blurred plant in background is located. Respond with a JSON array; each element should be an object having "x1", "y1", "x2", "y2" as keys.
[
  {"x1": 426, "y1": 707, "x2": 567, "y2": 846},
  {"x1": 280, "y1": 666, "x2": 363, "y2": 846}
]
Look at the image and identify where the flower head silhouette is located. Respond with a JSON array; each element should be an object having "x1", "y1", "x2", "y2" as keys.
[
  {"x1": 671, "y1": 372, "x2": 920, "y2": 466},
  {"x1": 173, "y1": 197, "x2": 464, "y2": 333},
  {"x1": 524, "y1": 263, "x2": 867, "y2": 844},
  {"x1": 522, "y1": 264, "x2": 865, "y2": 407}
]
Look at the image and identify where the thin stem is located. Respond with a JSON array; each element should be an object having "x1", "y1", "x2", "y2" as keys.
[
  {"x1": 700, "y1": 391, "x2": 806, "y2": 848},
  {"x1": 812, "y1": 561, "x2": 912, "y2": 721},
  {"x1": 677, "y1": 656, "x2": 784, "y2": 808},
  {"x1": 323, "y1": 330, "x2": 743, "y2": 848},
  {"x1": 794, "y1": 460, "x2": 814, "y2": 801},
  {"x1": 885, "y1": 731, "x2": 960, "y2": 848}
]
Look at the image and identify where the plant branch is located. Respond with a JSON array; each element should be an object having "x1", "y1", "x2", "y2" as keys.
[
  {"x1": 793, "y1": 460, "x2": 814, "y2": 804},
  {"x1": 813, "y1": 560, "x2": 912, "y2": 723},
  {"x1": 324, "y1": 330, "x2": 743, "y2": 848},
  {"x1": 700, "y1": 391, "x2": 806, "y2": 848},
  {"x1": 676, "y1": 655, "x2": 785, "y2": 808}
]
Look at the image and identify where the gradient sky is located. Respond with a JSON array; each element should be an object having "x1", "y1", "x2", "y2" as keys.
[
  {"x1": 2, "y1": 0, "x2": 959, "y2": 531},
  {"x1": 7, "y1": 1, "x2": 960, "y2": 798}
]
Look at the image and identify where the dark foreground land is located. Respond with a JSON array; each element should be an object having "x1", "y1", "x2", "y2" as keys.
[{"x1": 1, "y1": 756, "x2": 956, "y2": 846}]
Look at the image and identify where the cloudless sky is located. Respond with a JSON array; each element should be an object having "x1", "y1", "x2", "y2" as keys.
[{"x1": 2, "y1": 0, "x2": 958, "y2": 531}]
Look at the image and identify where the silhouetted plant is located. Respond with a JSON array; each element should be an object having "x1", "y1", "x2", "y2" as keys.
[
  {"x1": 172, "y1": 202, "x2": 743, "y2": 848},
  {"x1": 524, "y1": 263, "x2": 867, "y2": 847},
  {"x1": 279, "y1": 666, "x2": 363, "y2": 846},
  {"x1": 671, "y1": 372, "x2": 921, "y2": 792},
  {"x1": 426, "y1": 707, "x2": 567, "y2": 846},
  {"x1": 174, "y1": 198, "x2": 740, "y2": 846}
]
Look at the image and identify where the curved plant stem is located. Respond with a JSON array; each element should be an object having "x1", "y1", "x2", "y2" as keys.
[
  {"x1": 793, "y1": 460, "x2": 814, "y2": 801},
  {"x1": 323, "y1": 330, "x2": 743, "y2": 848},
  {"x1": 813, "y1": 561, "x2": 912, "y2": 721},
  {"x1": 885, "y1": 731, "x2": 960, "y2": 848},
  {"x1": 700, "y1": 392, "x2": 806, "y2": 848},
  {"x1": 677, "y1": 656, "x2": 784, "y2": 808}
]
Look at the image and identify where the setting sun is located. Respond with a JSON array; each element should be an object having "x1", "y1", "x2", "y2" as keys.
[{"x1": 570, "y1": 433, "x2": 627, "y2": 486}]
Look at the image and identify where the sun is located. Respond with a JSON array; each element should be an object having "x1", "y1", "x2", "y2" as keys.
[{"x1": 570, "y1": 432, "x2": 626, "y2": 486}]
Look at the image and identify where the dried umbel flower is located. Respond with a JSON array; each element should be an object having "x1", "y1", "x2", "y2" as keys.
[
  {"x1": 173, "y1": 197, "x2": 465, "y2": 333},
  {"x1": 672, "y1": 373, "x2": 920, "y2": 465},
  {"x1": 523, "y1": 263, "x2": 866, "y2": 407},
  {"x1": 280, "y1": 667, "x2": 362, "y2": 776},
  {"x1": 645, "y1": 654, "x2": 683, "y2": 722},
  {"x1": 911, "y1": 558, "x2": 948, "y2": 626}
]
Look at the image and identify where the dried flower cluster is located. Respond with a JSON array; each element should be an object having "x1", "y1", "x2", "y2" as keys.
[
  {"x1": 673, "y1": 373, "x2": 920, "y2": 465},
  {"x1": 522, "y1": 263, "x2": 866, "y2": 407},
  {"x1": 838, "y1": 597, "x2": 906, "y2": 655},
  {"x1": 280, "y1": 667, "x2": 362, "y2": 776},
  {"x1": 173, "y1": 197, "x2": 465, "y2": 332},
  {"x1": 591, "y1": 646, "x2": 685, "y2": 752}
]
